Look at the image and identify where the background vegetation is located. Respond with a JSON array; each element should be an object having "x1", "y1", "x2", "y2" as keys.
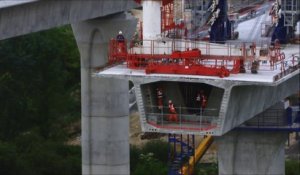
[{"x1": 0, "y1": 26, "x2": 81, "y2": 175}]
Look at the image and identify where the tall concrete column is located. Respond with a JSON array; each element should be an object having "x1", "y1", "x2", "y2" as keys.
[
  {"x1": 142, "y1": 0, "x2": 162, "y2": 40},
  {"x1": 72, "y1": 13, "x2": 137, "y2": 175},
  {"x1": 217, "y1": 130, "x2": 288, "y2": 175}
]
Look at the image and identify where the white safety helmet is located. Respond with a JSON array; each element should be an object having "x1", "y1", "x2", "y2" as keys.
[
  {"x1": 119, "y1": 31, "x2": 123, "y2": 35},
  {"x1": 169, "y1": 100, "x2": 172, "y2": 103}
]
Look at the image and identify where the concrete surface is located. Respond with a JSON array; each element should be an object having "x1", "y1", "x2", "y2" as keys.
[
  {"x1": 222, "y1": 74, "x2": 299, "y2": 134},
  {"x1": 217, "y1": 130, "x2": 288, "y2": 175},
  {"x1": 142, "y1": 0, "x2": 161, "y2": 40},
  {"x1": 96, "y1": 63, "x2": 299, "y2": 135},
  {"x1": 0, "y1": 0, "x2": 37, "y2": 8},
  {"x1": 0, "y1": 0, "x2": 138, "y2": 40},
  {"x1": 72, "y1": 13, "x2": 137, "y2": 175}
]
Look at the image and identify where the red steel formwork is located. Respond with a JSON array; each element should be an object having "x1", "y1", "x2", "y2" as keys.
[
  {"x1": 135, "y1": 0, "x2": 185, "y2": 37},
  {"x1": 108, "y1": 39, "x2": 251, "y2": 78},
  {"x1": 108, "y1": 39, "x2": 128, "y2": 64},
  {"x1": 161, "y1": 0, "x2": 185, "y2": 33}
]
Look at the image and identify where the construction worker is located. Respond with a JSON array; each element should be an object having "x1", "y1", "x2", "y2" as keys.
[
  {"x1": 156, "y1": 88, "x2": 163, "y2": 111},
  {"x1": 168, "y1": 100, "x2": 178, "y2": 122},
  {"x1": 116, "y1": 31, "x2": 125, "y2": 42},
  {"x1": 200, "y1": 91, "x2": 207, "y2": 114},
  {"x1": 116, "y1": 31, "x2": 125, "y2": 54},
  {"x1": 196, "y1": 90, "x2": 207, "y2": 115}
]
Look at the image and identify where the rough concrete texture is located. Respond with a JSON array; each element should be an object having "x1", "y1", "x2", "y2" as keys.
[
  {"x1": 0, "y1": 0, "x2": 138, "y2": 40},
  {"x1": 222, "y1": 74, "x2": 299, "y2": 134},
  {"x1": 72, "y1": 13, "x2": 137, "y2": 175},
  {"x1": 216, "y1": 130, "x2": 288, "y2": 175}
]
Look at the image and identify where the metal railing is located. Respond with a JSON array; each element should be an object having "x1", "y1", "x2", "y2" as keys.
[
  {"x1": 144, "y1": 105, "x2": 220, "y2": 131},
  {"x1": 243, "y1": 107, "x2": 300, "y2": 129}
]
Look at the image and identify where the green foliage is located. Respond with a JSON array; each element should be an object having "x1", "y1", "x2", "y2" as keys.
[
  {"x1": 130, "y1": 140, "x2": 169, "y2": 175},
  {"x1": 130, "y1": 145, "x2": 141, "y2": 172},
  {"x1": 286, "y1": 160, "x2": 300, "y2": 175},
  {"x1": 140, "y1": 139, "x2": 169, "y2": 163},
  {"x1": 132, "y1": 153, "x2": 168, "y2": 175},
  {"x1": 0, "y1": 25, "x2": 81, "y2": 174},
  {"x1": 195, "y1": 163, "x2": 218, "y2": 175},
  {"x1": 0, "y1": 137, "x2": 81, "y2": 175},
  {"x1": 0, "y1": 25, "x2": 80, "y2": 140},
  {"x1": 0, "y1": 142, "x2": 20, "y2": 175}
]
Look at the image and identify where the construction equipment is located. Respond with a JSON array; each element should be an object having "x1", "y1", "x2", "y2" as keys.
[
  {"x1": 168, "y1": 134, "x2": 195, "y2": 175},
  {"x1": 181, "y1": 135, "x2": 213, "y2": 175},
  {"x1": 168, "y1": 134, "x2": 214, "y2": 175},
  {"x1": 109, "y1": 39, "x2": 274, "y2": 78}
]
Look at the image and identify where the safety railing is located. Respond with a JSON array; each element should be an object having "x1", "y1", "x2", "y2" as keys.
[
  {"x1": 128, "y1": 39, "x2": 280, "y2": 60},
  {"x1": 273, "y1": 55, "x2": 300, "y2": 81},
  {"x1": 108, "y1": 38, "x2": 298, "y2": 80},
  {"x1": 127, "y1": 40, "x2": 257, "y2": 72},
  {"x1": 144, "y1": 105, "x2": 220, "y2": 131},
  {"x1": 243, "y1": 107, "x2": 300, "y2": 129}
]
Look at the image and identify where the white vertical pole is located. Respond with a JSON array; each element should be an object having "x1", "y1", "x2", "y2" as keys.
[{"x1": 142, "y1": 0, "x2": 162, "y2": 40}]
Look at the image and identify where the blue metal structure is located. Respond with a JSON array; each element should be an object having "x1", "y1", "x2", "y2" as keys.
[
  {"x1": 168, "y1": 134, "x2": 195, "y2": 175},
  {"x1": 236, "y1": 107, "x2": 300, "y2": 132},
  {"x1": 209, "y1": 0, "x2": 229, "y2": 43},
  {"x1": 271, "y1": 14, "x2": 287, "y2": 44}
]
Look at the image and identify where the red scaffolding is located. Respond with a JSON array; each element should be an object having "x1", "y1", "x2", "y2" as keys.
[{"x1": 108, "y1": 39, "x2": 250, "y2": 78}]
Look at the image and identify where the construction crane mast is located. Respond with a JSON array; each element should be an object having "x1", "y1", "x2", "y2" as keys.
[
  {"x1": 207, "y1": 0, "x2": 231, "y2": 43},
  {"x1": 270, "y1": 0, "x2": 300, "y2": 44}
]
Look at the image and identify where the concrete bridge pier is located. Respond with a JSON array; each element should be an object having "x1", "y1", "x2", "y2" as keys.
[
  {"x1": 72, "y1": 13, "x2": 137, "y2": 175},
  {"x1": 217, "y1": 130, "x2": 288, "y2": 175}
]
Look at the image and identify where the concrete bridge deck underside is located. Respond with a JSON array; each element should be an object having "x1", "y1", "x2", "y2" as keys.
[{"x1": 0, "y1": 0, "x2": 138, "y2": 40}]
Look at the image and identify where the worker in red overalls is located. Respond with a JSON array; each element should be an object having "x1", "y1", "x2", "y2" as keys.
[
  {"x1": 196, "y1": 90, "x2": 207, "y2": 115},
  {"x1": 200, "y1": 91, "x2": 207, "y2": 114},
  {"x1": 168, "y1": 100, "x2": 178, "y2": 122},
  {"x1": 156, "y1": 88, "x2": 163, "y2": 111}
]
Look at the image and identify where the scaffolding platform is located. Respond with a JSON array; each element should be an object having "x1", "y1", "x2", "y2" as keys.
[{"x1": 96, "y1": 41, "x2": 299, "y2": 84}]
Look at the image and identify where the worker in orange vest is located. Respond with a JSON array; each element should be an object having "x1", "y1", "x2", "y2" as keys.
[
  {"x1": 168, "y1": 100, "x2": 178, "y2": 122},
  {"x1": 156, "y1": 88, "x2": 163, "y2": 111}
]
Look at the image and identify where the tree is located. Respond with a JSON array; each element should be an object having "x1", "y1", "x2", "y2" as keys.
[{"x1": 0, "y1": 25, "x2": 81, "y2": 175}]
